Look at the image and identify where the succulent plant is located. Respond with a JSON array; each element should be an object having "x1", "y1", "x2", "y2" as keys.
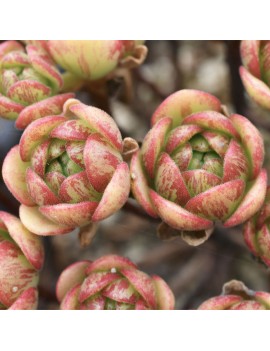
[
  {"x1": 243, "y1": 186, "x2": 270, "y2": 266},
  {"x1": 2, "y1": 98, "x2": 134, "y2": 236},
  {"x1": 0, "y1": 211, "x2": 44, "y2": 310},
  {"x1": 0, "y1": 40, "x2": 74, "y2": 128},
  {"x1": 56, "y1": 254, "x2": 175, "y2": 310},
  {"x1": 198, "y1": 280, "x2": 270, "y2": 310},
  {"x1": 240, "y1": 40, "x2": 270, "y2": 110},
  {"x1": 130, "y1": 89, "x2": 267, "y2": 245},
  {"x1": 46, "y1": 40, "x2": 147, "y2": 90}
]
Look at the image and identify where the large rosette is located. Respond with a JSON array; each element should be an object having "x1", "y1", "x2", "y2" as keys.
[
  {"x1": 130, "y1": 89, "x2": 267, "y2": 245},
  {"x1": 2, "y1": 99, "x2": 132, "y2": 236}
]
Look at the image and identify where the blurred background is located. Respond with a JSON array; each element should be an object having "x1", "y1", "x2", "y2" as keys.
[{"x1": 1, "y1": 40, "x2": 270, "y2": 309}]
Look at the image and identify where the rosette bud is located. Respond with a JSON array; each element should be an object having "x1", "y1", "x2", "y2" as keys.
[
  {"x1": 0, "y1": 40, "x2": 74, "y2": 128},
  {"x1": 130, "y1": 89, "x2": 267, "y2": 245},
  {"x1": 2, "y1": 99, "x2": 134, "y2": 236},
  {"x1": 240, "y1": 40, "x2": 270, "y2": 110},
  {"x1": 0, "y1": 211, "x2": 44, "y2": 310},
  {"x1": 47, "y1": 40, "x2": 147, "y2": 85},
  {"x1": 198, "y1": 280, "x2": 270, "y2": 310},
  {"x1": 56, "y1": 254, "x2": 175, "y2": 310},
  {"x1": 243, "y1": 186, "x2": 270, "y2": 266}
]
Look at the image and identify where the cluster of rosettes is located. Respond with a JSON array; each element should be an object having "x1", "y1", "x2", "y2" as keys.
[
  {"x1": 3, "y1": 98, "x2": 132, "y2": 236},
  {"x1": 240, "y1": 40, "x2": 270, "y2": 110},
  {"x1": 56, "y1": 255, "x2": 175, "y2": 310},
  {"x1": 198, "y1": 280, "x2": 270, "y2": 310},
  {"x1": 1, "y1": 40, "x2": 270, "y2": 311},
  {"x1": 131, "y1": 89, "x2": 267, "y2": 245},
  {"x1": 0, "y1": 211, "x2": 44, "y2": 310}
]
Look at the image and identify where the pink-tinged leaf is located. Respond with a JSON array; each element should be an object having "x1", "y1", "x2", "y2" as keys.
[
  {"x1": 198, "y1": 295, "x2": 243, "y2": 310},
  {"x1": 256, "y1": 225, "x2": 270, "y2": 266},
  {"x1": 45, "y1": 172, "x2": 65, "y2": 195},
  {"x1": 224, "y1": 169, "x2": 267, "y2": 227},
  {"x1": 66, "y1": 141, "x2": 85, "y2": 168},
  {"x1": 141, "y1": 117, "x2": 172, "y2": 179},
  {"x1": 243, "y1": 220, "x2": 259, "y2": 257},
  {"x1": 202, "y1": 158, "x2": 223, "y2": 177},
  {"x1": 9, "y1": 287, "x2": 38, "y2": 310},
  {"x1": 0, "y1": 41, "x2": 24, "y2": 59},
  {"x1": 84, "y1": 134, "x2": 122, "y2": 193},
  {"x1": 240, "y1": 66, "x2": 270, "y2": 110},
  {"x1": 222, "y1": 140, "x2": 249, "y2": 182},
  {"x1": 230, "y1": 301, "x2": 265, "y2": 310},
  {"x1": 56, "y1": 261, "x2": 90, "y2": 302},
  {"x1": 91, "y1": 162, "x2": 130, "y2": 222},
  {"x1": 183, "y1": 111, "x2": 240, "y2": 139},
  {"x1": 79, "y1": 272, "x2": 120, "y2": 302},
  {"x1": 0, "y1": 240, "x2": 38, "y2": 307},
  {"x1": 59, "y1": 171, "x2": 100, "y2": 203},
  {"x1": 130, "y1": 151, "x2": 158, "y2": 218},
  {"x1": 16, "y1": 93, "x2": 75, "y2": 129},
  {"x1": 1, "y1": 51, "x2": 30, "y2": 68},
  {"x1": 155, "y1": 153, "x2": 190, "y2": 206},
  {"x1": 230, "y1": 113, "x2": 264, "y2": 180},
  {"x1": 171, "y1": 143, "x2": 192, "y2": 171},
  {"x1": 185, "y1": 179, "x2": 245, "y2": 221},
  {"x1": 26, "y1": 168, "x2": 61, "y2": 206},
  {"x1": 202, "y1": 131, "x2": 230, "y2": 157},
  {"x1": 68, "y1": 102, "x2": 123, "y2": 151},
  {"x1": 60, "y1": 284, "x2": 80, "y2": 310},
  {"x1": 240, "y1": 40, "x2": 261, "y2": 78},
  {"x1": 152, "y1": 275, "x2": 175, "y2": 310},
  {"x1": 166, "y1": 125, "x2": 202, "y2": 153},
  {"x1": 19, "y1": 205, "x2": 73, "y2": 236},
  {"x1": 182, "y1": 170, "x2": 221, "y2": 197},
  {"x1": 1, "y1": 70, "x2": 19, "y2": 94},
  {"x1": 150, "y1": 190, "x2": 213, "y2": 231},
  {"x1": 0, "y1": 94, "x2": 24, "y2": 120},
  {"x1": 121, "y1": 269, "x2": 157, "y2": 309},
  {"x1": 102, "y1": 278, "x2": 138, "y2": 304},
  {"x1": 30, "y1": 53, "x2": 63, "y2": 91},
  {"x1": 81, "y1": 295, "x2": 106, "y2": 310},
  {"x1": 7, "y1": 80, "x2": 51, "y2": 106},
  {"x1": 152, "y1": 89, "x2": 221, "y2": 127},
  {"x1": 50, "y1": 119, "x2": 92, "y2": 141},
  {"x1": 255, "y1": 292, "x2": 270, "y2": 308},
  {"x1": 86, "y1": 255, "x2": 137, "y2": 275},
  {"x1": 47, "y1": 139, "x2": 66, "y2": 160},
  {"x1": 2, "y1": 145, "x2": 35, "y2": 206},
  {"x1": 0, "y1": 211, "x2": 44, "y2": 270},
  {"x1": 20, "y1": 115, "x2": 67, "y2": 161},
  {"x1": 39, "y1": 201, "x2": 99, "y2": 227},
  {"x1": 31, "y1": 140, "x2": 50, "y2": 177}
]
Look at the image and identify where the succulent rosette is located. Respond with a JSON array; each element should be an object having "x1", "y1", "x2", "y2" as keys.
[
  {"x1": 46, "y1": 40, "x2": 147, "y2": 89},
  {"x1": 0, "y1": 40, "x2": 74, "y2": 128},
  {"x1": 243, "y1": 186, "x2": 270, "y2": 266},
  {"x1": 198, "y1": 280, "x2": 270, "y2": 310},
  {"x1": 240, "y1": 40, "x2": 270, "y2": 110},
  {"x1": 2, "y1": 98, "x2": 132, "y2": 236},
  {"x1": 0, "y1": 211, "x2": 44, "y2": 310},
  {"x1": 130, "y1": 89, "x2": 267, "y2": 245},
  {"x1": 56, "y1": 254, "x2": 175, "y2": 310}
]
